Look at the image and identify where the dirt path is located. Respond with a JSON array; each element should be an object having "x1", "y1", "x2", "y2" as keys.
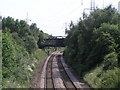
[{"x1": 31, "y1": 51, "x2": 91, "y2": 89}]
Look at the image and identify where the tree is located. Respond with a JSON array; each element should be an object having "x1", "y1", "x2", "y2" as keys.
[{"x1": 64, "y1": 6, "x2": 120, "y2": 82}]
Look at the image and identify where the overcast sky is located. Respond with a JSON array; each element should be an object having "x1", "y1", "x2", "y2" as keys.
[{"x1": 0, "y1": 0, "x2": 119, "y2": 36}]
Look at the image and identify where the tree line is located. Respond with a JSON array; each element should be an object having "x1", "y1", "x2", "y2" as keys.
[
  {"x1": 64, "y1": 5, "x2": 120, "y2": 88},
  {"x1": 2, "y1": 16, "x2": 48, "y2": 88}
]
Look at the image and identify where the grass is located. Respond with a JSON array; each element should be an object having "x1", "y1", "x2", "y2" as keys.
[
  {"x1": 84, "y1": 64, "x2": 120, "y2": 88},
  {"x1": 2, "y1": 49, "x2": 47, "y2": 88},
  {"x1": 84, "y1": 65, "x2": 103, "y2": 88}
]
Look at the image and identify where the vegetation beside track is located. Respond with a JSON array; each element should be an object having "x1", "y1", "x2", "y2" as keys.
[
  {"x1": 64, "y1": 5, "x2": 120, "y2": 88},
  {"x1": 0, "y1": 31, "x2": 2, "y2": 89},
  {"x1": 2, "y1": 17, "x2": 48, "y2": 88}
]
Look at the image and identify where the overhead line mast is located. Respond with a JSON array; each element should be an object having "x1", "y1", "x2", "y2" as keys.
[
  {"x1": 83, "y1": 0, "x2": 96, "y2": 19},
  {"x1": 26, "y1": 12, "x2": 31, "y2": 24},
  {"x1": 91, "y1": 0, "x2": 95, "y2": 10},
  {"x1": 65, "y1": 0, "x2": 96, "y2": 34}
]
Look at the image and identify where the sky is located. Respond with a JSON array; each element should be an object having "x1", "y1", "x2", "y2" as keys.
[{"x1": 0, "y1": 0, "x2": 119, "y2": 36}]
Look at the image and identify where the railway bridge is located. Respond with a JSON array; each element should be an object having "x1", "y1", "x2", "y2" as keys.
[{"x1": 37, "y1": 36, "x2": 66, "y2": 48}]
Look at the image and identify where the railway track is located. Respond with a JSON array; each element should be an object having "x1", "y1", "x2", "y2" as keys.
[{"x1": 39, "y1": 51, "x2": 91, "y2": 89}]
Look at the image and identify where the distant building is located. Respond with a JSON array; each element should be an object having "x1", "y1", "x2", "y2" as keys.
[{"x1": 118, "y1": 1, "x2": 120, "y2": 14}]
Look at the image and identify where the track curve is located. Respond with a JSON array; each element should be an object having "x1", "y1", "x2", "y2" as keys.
[{"x1": 39, "y1": 51, "x2": 91, "y2": 90}]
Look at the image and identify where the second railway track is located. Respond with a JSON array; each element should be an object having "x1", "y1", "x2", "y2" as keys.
[{"x1": 39, "y1": 51, "x2": 91, "y2": 90}]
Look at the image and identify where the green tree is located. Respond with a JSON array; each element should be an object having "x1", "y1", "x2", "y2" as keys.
[{"x1": 64, "y1": 5, "x2": 120, "y2": 88}]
